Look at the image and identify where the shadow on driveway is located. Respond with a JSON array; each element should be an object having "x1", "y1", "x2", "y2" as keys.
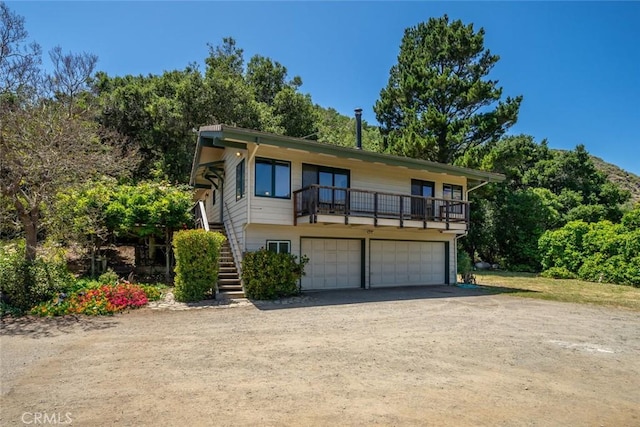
[
  {"x1": 253, "y1": 284, "x2": 536, "y2": 311},
  {"x1": 0, "y1": 315, "x2": 119, "y2": 338}
]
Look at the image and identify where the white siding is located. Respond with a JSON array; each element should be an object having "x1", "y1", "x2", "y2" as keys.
[
  {"x1": 244, "y1": 223, "x2": 456, "y2": 288},
  {"x1": 248, "y1": 146, "x2": 296, "y2": 226},
  {"x1": 245, "y1": 144, "x2": 467, "y2": 227},
  {"x1": 222, "y1": 149, "x2": 247, "y2": 251},
  {"x1": 204, "y1": 189, "x2": 220, "y2": 224}
]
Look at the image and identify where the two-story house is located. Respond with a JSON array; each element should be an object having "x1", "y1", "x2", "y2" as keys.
[{"x1": 190, "y1": 122, "x2": 503, "y2": 294}]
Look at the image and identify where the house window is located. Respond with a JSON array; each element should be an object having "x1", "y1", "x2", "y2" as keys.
[
  {"x1": 211, "y1": 190, "x2": 216, "y2": 206},
  {"x1": 302, "y1": 164, "x2": 350, "y2": 210},
  {"x1": 443, "y1": 183, "x2": 463, "y2": 214},
  {"x1": 255, "y1": 158, "x2": 291, "y2": 198},
  {"x1": 236, "y1": 159, "x2": 245, "y2": 201},
  {"x1": 266, "y1": 240, "x2": 290, "y2": 254},
  {"x1": 411, "y1": 179, "x2": 435, "y2": 219}
]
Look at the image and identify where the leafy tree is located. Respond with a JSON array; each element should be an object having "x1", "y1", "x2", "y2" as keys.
[
  {"x1": 1, "y1": 102, "x2": 128, "y2": 262},
  {"x1": 314, "y1": 106, "x2": 382, "y2": 151},
  {"x1": 491, "y1": 187, "x2": 561, "y2": 271},
  {"x1": 0, "y1": 3, "x2": 131, "y2": 263},
  {"x1": 53, "y1": 179, "x2": 117, "y2": 276},
  {"x1": 462, "y1": 136, "x2": 631, "y2": 270},
  {"x1": 95, "y1": 67, "x2": 207, "y2": 182},
  {"x1": 525, "y1": 145, "x2": 629, "y2": 222},
  {"x1": 272, "y1": 87, "x2": 317, "y2": 137},
  {"x1": 203, "y1": 37, "x2": 261, "y2": 129},
  {"x1": 473, "y1": 135, "x2": 552, "y2": 189},
  {"x1": 246, "y1": 54, "x2": 299, "y2": 105},
  {"x1": 622, "y1": 203, "x2": 640, "y2": 230},
  {"x1": 53, "y1": 181, "x2": 193, "y2": 279},
  {"x1": 374, "y1": 15, "x2": 522, "y2": 164},
  {"x1": 0, "y1": 193, "x2": 20, "y2": 240}
]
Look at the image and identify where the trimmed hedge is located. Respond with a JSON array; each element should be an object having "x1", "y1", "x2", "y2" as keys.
[
  {"x1": 173, "y1": 229, "x2": 225, "y2": 302},
  {"x1": 242, "y1": 249, "x2": 308, "y2": 300}
]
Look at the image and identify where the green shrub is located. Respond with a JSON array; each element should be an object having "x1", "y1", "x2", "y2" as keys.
[
  {"x1": 242, "y1": 249, "x2": 308, "y2": 300},
  {"x1": 539, "y1": 218, "x2": 640, "y2": 287},
  {"x1": 140, "y1": 284, "x2": 163, "y2": 301},
  {"x1": 578, "y1": 254, "x2": 640, "y2": 287},
  {"x1": 457, "y1": 250, "x2": 472, "y2": 275},
  {"x1": 68, "y1": 278, "x2": 103, "y2": 293},
  {"x1": 538, "y1": 220, "x2": 590, "y2": 272},
  {"x1": 540, "y1": 267, "x2": 577, "y2": 280},
  {"x1": 0, "y1": 301, "x2": 23, "y2": 317},
  {"x1": 173, "y1": 229, "x2": 225, "y2": 302},
  {"x1": 0, "y1": 241, "x2": 74, "y2": 312},
  {"x1": 98, "y1": 268, "x2": 119, "y2": 285}
]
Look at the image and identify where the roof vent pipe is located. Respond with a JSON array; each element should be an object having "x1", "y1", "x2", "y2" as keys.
[{"x1": 355, "y1": 108, "x2": 363, "y2": 150}]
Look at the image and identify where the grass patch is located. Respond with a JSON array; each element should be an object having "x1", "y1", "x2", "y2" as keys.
[{"x1": 475, "y1": 271, "x2": 640, "y2": 311}]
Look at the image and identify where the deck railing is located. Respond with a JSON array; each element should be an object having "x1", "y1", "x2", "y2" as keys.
[{"x1": 293, "y1": 185, "x2": 470, "y2": 227}]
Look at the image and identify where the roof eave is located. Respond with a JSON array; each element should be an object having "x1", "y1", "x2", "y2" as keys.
[{"x1": 192, "y1": 125, "x2": 506, "y2": 184}]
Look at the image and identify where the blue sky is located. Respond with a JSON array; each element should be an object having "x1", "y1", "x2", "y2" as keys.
[{"x1": 8, "y1": 1, "x2": 640, "y2": 175}]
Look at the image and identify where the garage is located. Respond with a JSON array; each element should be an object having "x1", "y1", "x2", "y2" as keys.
[
  {"x1": 370, "y1": 240, "x2": 447, "y2": 287},
  {"x1": 300, "y1": 238, "x2": 363, "y2": 290}
]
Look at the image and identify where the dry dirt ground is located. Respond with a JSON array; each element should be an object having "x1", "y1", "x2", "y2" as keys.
[{"x1": 1, "y1": 287, "x2": 639, "y2": 426}]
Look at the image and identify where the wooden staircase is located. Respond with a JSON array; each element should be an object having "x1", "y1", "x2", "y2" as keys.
[{"x1": 209, "y1": 223, "x2": 244, "y2": 299}]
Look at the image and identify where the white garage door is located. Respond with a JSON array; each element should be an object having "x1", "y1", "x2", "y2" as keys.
[
  {"x1": 370, "y1": 240, "x2": 446, "y2": 287},
  {"x1": 301, "y1": 238, "x2": 362, "y2": 290}
]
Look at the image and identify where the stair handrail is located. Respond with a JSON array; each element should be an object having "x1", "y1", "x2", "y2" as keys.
[
  {"x1": 191, "y1": 200, "x2": 210, "y2": 231},
  {"x1": 223, "y1": 201, "x2": 243, "y2": 276}
]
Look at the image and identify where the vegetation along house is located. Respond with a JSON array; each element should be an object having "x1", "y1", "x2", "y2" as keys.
[{"x1": 190, "y1": 117, "x2": 504, "y2": 293}]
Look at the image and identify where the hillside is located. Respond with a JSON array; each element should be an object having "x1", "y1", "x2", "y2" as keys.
[{"x1": 591, "y1": 156, "x2": 640, "y2": 204}]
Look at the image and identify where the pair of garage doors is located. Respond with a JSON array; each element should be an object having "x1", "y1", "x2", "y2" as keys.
[{"x1": 300, "y1": 238, "x2": 446, "y2": 290}]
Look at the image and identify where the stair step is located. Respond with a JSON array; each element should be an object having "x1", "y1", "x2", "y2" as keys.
[
  {"x1": 219, "y1": 284, "x2": 241, "y2": 289},
  {"x1": 218, "y1": 286, "x2": 243, "y2": 292},
  {"x1": 218, "y1": 290, "x2": 245, "y2": 298},
  {"x1": 203, "y1": 223, "x2": 244, "y2": 296},
  {"x1": 218, "y1": 283, "x2": 243, "y2": 290}
]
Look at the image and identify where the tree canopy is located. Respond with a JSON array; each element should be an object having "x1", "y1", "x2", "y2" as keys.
[
  {"x1": 374, "y1": 15, "x2": 522, "y2": 164},
  {"x1": 1, "y1": 3, "x2": 132, "y2": 261},
  {"x1": 461, "y1": 135, "x2": 631, "y2": 271}
]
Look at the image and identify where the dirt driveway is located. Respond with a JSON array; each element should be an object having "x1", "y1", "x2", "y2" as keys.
[{"x1": 1, "y1": 287, "x2": 639, "y2": 426}]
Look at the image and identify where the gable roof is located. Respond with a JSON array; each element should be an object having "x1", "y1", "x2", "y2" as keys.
[{"x1": 190, "y1": 125, "x2": 505, "y2": 188}]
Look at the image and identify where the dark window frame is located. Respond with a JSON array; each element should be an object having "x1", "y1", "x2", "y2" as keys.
[
  {"x1": 266, "y1": 240, "x2": 291, "y2": 254},
  {"x1": 410, "y1": 179, "x2": 436, "y2": 219},
  {"x1": 302, "y1": 164, "x2": 351, "y2": 189},
  {"x1": 236, "y1": 159, "x2": 245, "y2": 201},
  {"x1": 255, "y1": 157, "x2": 291, "y2": 199},
  {"x1": 443, "y1": 183, "x2": 464, "y2": 214},
  {"x1": 302, "y1": 164, "x2": 351, "y2": 211}
]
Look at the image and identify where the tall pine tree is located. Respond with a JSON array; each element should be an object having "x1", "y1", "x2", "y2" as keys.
[{"x1": 374, "y1": 15, "x2": 522, "y2": 164}]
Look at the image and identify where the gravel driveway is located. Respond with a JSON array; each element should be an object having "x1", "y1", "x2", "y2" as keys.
[{"x1": 1, "y1": 286, "x2": 639, "y2": 426}]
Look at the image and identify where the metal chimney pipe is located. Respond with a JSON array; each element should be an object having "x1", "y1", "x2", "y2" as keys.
[{"x1": 355, "y1": 108, "x2": 362, "y2": 150}]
